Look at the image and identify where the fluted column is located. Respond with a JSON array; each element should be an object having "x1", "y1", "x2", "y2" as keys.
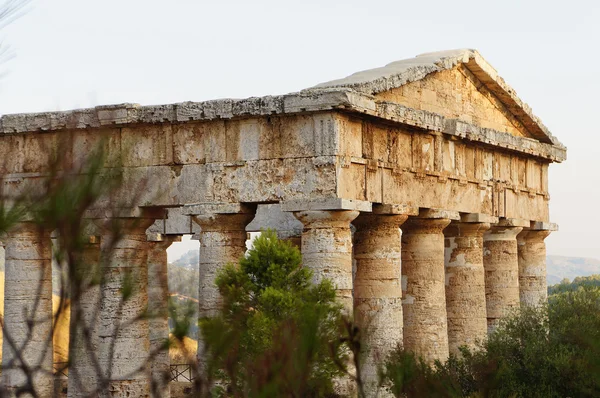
[
  {"x1": 94, "y1": 216, "x2": 157, "y2": 397},
  {"x1": 483, "y1": 224, "x2": 523, "y2": 332},
  {"x1": 147, "y1": 235, "x2": 180, "y2": 398},
  {"x1": 1, "y1": 223, "x2": 53, "y2": 397},
  {"x1": 353, "y1": 213, "x2": 407, "y2": 396},
  {"x1": 192, "y1": 211, "x2": 255, "y2": 368},
  {"x1": 68, "y1": 236, "x2": 102, "y2": 397},
  {"x1": 401, "y1": 217, "x2": 451, "y2": 363},
  {"x1": 293, "y1": 210, "x2": 359, "y2": 314},
  {"x1": 517, "y1": 230, "x2": 551, "y2": 307},
  {"x1": 444, "y1": 222, "x2": 489, "y2": 354},
  {"x1": 293, "y1": 209, "x2": 359, "y2": 396}
]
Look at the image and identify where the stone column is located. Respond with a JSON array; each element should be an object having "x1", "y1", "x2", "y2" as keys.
[
  {"x1": 353, "y1": 212, "x2": 407, "y2": 396},
  {"x1": 293, "y1": 209, "x2": 359, "y2": 396},
  {"x1": 293, "y1": 210, "x2": 359, "y2": 314},
  {"x1": 483, "y1": 220, "x2": 525, "y2": 332},
  {"x1": 401, "y1": 213, "x2": 453, "y2": 363},
  {"x1": 444, "y1": 220, "x2": 490, "y2": 355},
  {"x1": 517, "y1": 228, "x2": 552, "y2": 307},
  {"x1": 246, "y1": 203, "x2": 304, "y2": 248},
  {"x1": 1, "y1": 223, "x2": 53, "y2": 397},
  {"x1": 68, "y1": 235, "x2": 102, "y2": 398},
  {"x1": 147, "y1": 235, "x2": 180, "y2": 398},
  {"x1": 94, "y1": 215, "x2": 157, "y2": 397},
  {"x1": 191, "y1": 208, "x2": 255, "y2": 368}
]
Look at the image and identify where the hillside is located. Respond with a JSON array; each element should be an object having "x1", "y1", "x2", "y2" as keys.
[
  {"x1": 548, "y1": 274, "x2": 600, "y2": 295},
  {"x1": 546, "y1": 255, "x2": 600, "y2": 285}
]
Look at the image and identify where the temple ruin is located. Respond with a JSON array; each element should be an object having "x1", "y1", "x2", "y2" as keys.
[{"x1": 0, "y1": 49, "x2": 566, "y2": 397}]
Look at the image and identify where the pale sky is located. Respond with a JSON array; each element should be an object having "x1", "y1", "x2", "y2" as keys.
[{"x1": 0, "y1": 0, "x2": 598, "y2": 261}]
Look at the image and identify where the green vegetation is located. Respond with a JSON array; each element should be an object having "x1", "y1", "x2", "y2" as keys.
[
  {"x1": 199, "y1": 230, "x2": 349, "y2": 397},
  {"x1": 548, "y1": 274, "x2": 600, "y2": 295},
  {"x1": 381, "y1": 283, "x2": 600, "y2": 397}
]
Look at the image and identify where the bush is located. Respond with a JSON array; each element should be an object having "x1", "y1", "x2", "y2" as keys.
[{"x1": 382, "y1": 287, "x2": 600, "y2": 397}]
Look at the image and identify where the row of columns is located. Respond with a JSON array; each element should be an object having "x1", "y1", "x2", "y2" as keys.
[{"x1": 0, "y1": 206, "x2": 552, "y2": 397}]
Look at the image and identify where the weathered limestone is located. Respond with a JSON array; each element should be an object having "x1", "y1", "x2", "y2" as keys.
[
  {"x1": 401, "y1": 213, "x2": 454, "y2": 363},
  {"x1": 483, "y1": 220, "x2": 526, "y2": 332},
  {"x1": 1, "y1": 223, "x2": 53, "y2": 397},
  {"x1": 147, "y1": 235, "x2": 180, "y2": 398},
  {"x1": 94, "y1": 215, "x2": 157, "y2": 397},
  {"x1": 517, "y1": 229, "x2": 552, "y2": 307},
  {"x1": 292, "y1": 207, "x2": 360, "y2": 396},
  {"x1": 189, "y1": 205, "x2": 255, "y2": 368},
  {"x1": 68, "y1": 236, "x2": 102, "y2": 398},
  {"x1": 444, "y1": 219, "x2": 491, "y2": 354},
  {"x1": 0, "y1": 50, "x2": 566, "y2": 395},
  {"x1": 353, "y1": 212, "x2": 407, "y2": 396},
  {"x1": 293, "y1": 210, "x2": 360, "y2": 313}
]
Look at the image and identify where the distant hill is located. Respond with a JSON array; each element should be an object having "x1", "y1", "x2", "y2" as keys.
[
  {"x1": 172, "y1": 250, "x2": 200, "y2": 270},
  {"x1": 169, "y1": 249, "x2": 600, "y2": 287},
  {"x1": 546, "y1": 255, "x2": 600, "y2": 285}
]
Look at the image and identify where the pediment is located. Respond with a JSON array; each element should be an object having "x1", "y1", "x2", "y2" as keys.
[
  {"x1": 313, "y1": 49, "x2": 562, "y2": 147},
  {"x1": 376, "y1": 67, "x2": 531, "y2": 139}
]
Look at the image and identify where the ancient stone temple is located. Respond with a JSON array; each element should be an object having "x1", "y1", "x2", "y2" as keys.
[{"x1": 0, "y1": 49, "x2": 565, "y2": 397}]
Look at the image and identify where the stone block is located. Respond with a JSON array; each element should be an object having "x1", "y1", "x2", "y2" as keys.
[
  {"x1": 121, "y1": 125, "x2": 173, "y2": 167},
  {"x1": 281, "y1": 198, "x2": 371, "y2": 212}
]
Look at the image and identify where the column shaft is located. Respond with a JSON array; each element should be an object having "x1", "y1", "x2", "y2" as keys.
[
  {"x1": 401, "y1": 217, "x2": 451, "y2": 363},
  {"x1": 148, "y1": 237, "x2": 179, "y2": 398},
  {"x1": 68, "y1": 238, "x2": 102, "y2": 397},
  {"x1": 483, "y1": 226, "x2": 523, "y2": 332},
  {"x1": 192, "y1": 212, "x2": 254, "y2": 368},
  {"x1": 95, "y1": 218, "x2": 155, "y2": 397},
  {"x1": 444, "y1": 222, "x2": 489, "y2": 354},
  {"x1": 517, "y1": 230, "x2": 551, "y2": 307},
  {"x1": 1, "y1": 223, "x2": 53, "y2": 397},
  {"x1": 353, "y1": 213, "x2": 407, "y2": 396},
  {"x1": 293, "y1": 210, "x2": 359, "y2": 314}
]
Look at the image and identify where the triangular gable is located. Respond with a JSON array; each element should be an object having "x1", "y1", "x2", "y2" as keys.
[
  {"x1": 313, "y1": 49, "x2": 562, "y2": 147},
  {"x1": 376, "y1": 67, "x2": 530, "y2": 138}
]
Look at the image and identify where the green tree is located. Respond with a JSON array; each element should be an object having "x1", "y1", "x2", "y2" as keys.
[
  {"x1": 199, "y1": 230, "x2": 348, "y2": 397},
  {"x1": 548, "y1": 274, "x2": 600, "y2": 295}
]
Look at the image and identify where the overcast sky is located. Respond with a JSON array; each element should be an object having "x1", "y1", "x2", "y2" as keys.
[{"x1": 0, "y1": 0, "x2": 598, "y2": 261}]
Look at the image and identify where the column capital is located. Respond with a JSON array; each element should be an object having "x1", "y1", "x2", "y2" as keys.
[
  {"x1": 146, "y1": 233, "x2": 182, "y2": 244},
  {"x1": 91, "y1": 207, "x2": 163, "y2": 235},
  {"x1": 518, "y1": 229, "x2": 551, "y2": 243},
  {"x1": 529, "y1": 221, "x2": 559, "y2": 231},
  {"x1": 403, "y1": 216, "x2": 452, "y2": 234},
  {"x1": 353, "y1": 212, "x2": 408, "y2": 230},
  {"x1": 485, "y1": 225, "x2": 523, "y2": 241},
  {"x1": 293, "y1": 209, "x2": 360, "y2": 228},
  {"x1": 1, "y1": 220, "x2": 50, "y2": 236},
  {"x1": 445, "y1": 221, "x2": 491, "y2": 237},
  {"x1": 496, "y1": 217, "x2": 530, "y2": 228},
  {"x1": 192, "y1": 212, "x2": 256, "y2": 232}
]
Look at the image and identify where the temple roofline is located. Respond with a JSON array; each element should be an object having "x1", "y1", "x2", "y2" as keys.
[{"x1": 0, "y1": 87, "x2": 566, "y2": 162}]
